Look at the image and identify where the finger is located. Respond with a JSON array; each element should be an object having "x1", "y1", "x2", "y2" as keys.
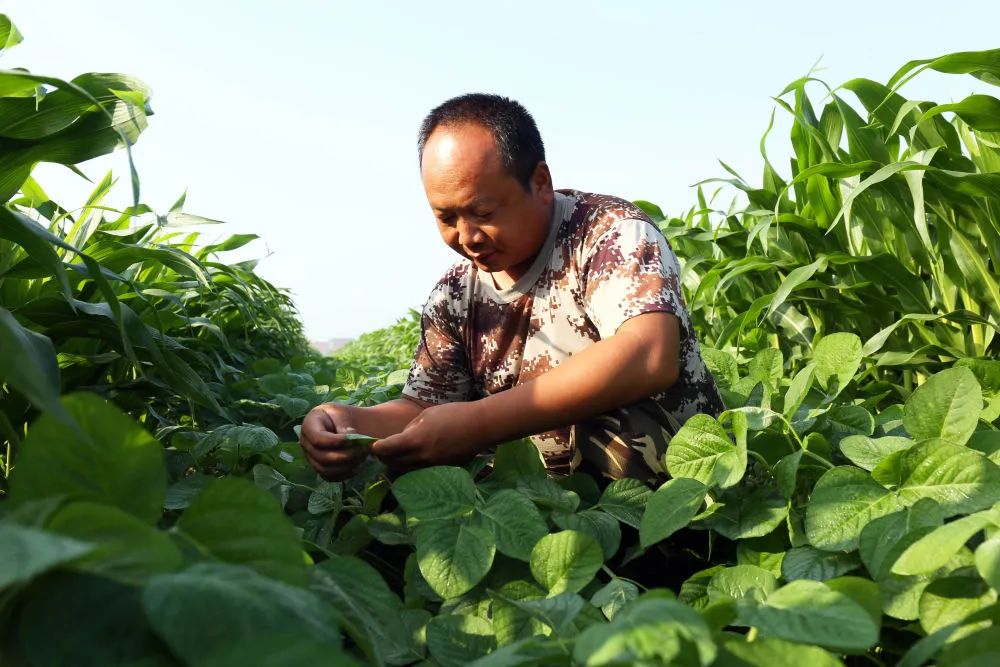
[{"x1": 305, "y1": 442, "x2": 367, "y2": 469}]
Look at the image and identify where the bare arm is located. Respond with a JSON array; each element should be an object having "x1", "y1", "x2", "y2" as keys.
[{"x1": 372, "y1": 312, "x2": 680, "y2": 469}]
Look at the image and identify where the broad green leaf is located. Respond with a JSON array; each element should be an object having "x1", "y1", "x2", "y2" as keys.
[
  {"x1": 0, "y1": 522, "x2": 92, "y2": 591},
  {"x1": 714, "y1": 636, "x2": 844, "y2": 667},
  {"x1": 45, "y1": 501, "x2": 181, "y2": 583},
  {"x1": 748, "y1": 348, "x2": 784, "y2": 387},
  {"x1": 0, "y1": 307, "x2": 65, "y2": 418},
  {"x1": 781, "y1": 547, "x2": 860, "y2": 581},
  {"x1": 553, "y1": 510, "x2": 621, "y2": 561},
  {"x1": 839, "y1": 435, "x2": 913, "y2": 471},
  {"x1": 493, "y1": 589, "x2": 586, "y2": 638},
  {"x1": 489, "y1": 581, "x2": 550, "y2": 645},
  {"x1": 530, "y1": 530, "x2": 603, "y2": 596},
  {"x1": 888, "y1": 441, "x2": 1000, "y2": 515},
  {"x1": 665, "y1": 414, "x2": 747, "y2": 489},
  {"x1": 976, "y1": 538, "x2": 1000, "y2": 592},
  {"x1": 707, "y1": 565, "x2": 778, "y2": 603},
  {"x1": 736, "y1": 580, "x2": 880, "y2": 652},
  {"x1": 487, "y1": 439, "x2": 547, "y2": 485},
  {"x1": 573, "y1": 598, "x2": 717, "y2": 667},
  {"x1": 700, "y1": 487, "x2": 787, "y2": 540},
  {"x1": 197, "y1": 634, "x2": 360, "y2": 667},
  {"x1": 736, "y1": 543, "x2": 785, "y2": 578},
  {"x1": 426, "y1": 615, "x2": 496, "y2": 667},
  {"x1": 812, "y1": 333, "x2": 863, "y2": 397},
  {"x1": 393, "y1": 466, "x2": 476, "y2": 523},
  {"x1": 918, "y1": 575, "x2": 997, "y2": 634},
  {"x1": 516, "y1": 476, "x2": 580, "y2": 513},
  {"x1": 312, "y1": 555, "x2": 424, "y2": 665},
  {"x1": 679, "y1": 565, "x2": 727, "y2": 610},
  {"x1": 143, "y1": 563, "x2": 342, "y2": 665},
  {"x1": 893, "y1": 510, "x2": 1000, "y2": 575},
  {"x1": 17, "y1": 571, "x2": 166, "y2": 667},
  {"x1": 903, "y1": 367, "x2": 983, "y2": 445},
  {"x1": 591, "y1": 578, "x2": 639, "y2": 621},
  {"x1": 480, "y1": 489, "x2": 549, "y2": 561},
  {"x1": 177, "y1": 477, "x2": 307, "y2": 585},
  {"x1": 937, "y1": 626, "x2": 1000, "y2": 667},
  {"x1": 702, "y1": 348, "x2": 739, "y2": 387},
  {"x1": 10, "y1": 392, "x2": 166, "y2": 524},
  {"x1": 639, "y1": 477, "x2": 706, "y2": 548},
  {"x1": 597, "y1": 478, "x2": 652, "y2": 529},
  {"x1": 466, "y1": 636, "x2": 572, "y2": 667},
  {"x1": 414, "y1": 517, "x2": 495, "y2": 599},
  {"x1": 805, "y1": 466, "x2": 901, "y2": 551}
]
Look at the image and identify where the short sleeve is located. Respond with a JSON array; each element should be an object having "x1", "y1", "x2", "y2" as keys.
[
  {"x1": 402, "y1": 281, "x2": 475, "y2": 404},
  {"x1": 582, "y1": 218, "x2": 687, "y2": 340}
]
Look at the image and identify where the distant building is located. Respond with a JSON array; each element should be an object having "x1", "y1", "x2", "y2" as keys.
[{"x1": 310, "y1": 337, "x2": 354, "y2": 355}]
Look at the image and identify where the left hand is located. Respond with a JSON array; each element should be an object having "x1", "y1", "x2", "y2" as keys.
[{"x1": 371, "y1": 401, "x2": 487, "y2": 474}]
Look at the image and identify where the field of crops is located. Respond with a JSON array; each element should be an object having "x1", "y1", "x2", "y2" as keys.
[{"x1": 2, "y1": 13, "x2": 1000, "y2": 666}]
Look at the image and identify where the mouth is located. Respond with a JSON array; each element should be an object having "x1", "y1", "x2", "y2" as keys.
[{"x1": 469, "y1": 251, "x2": 495, "y2": 264}]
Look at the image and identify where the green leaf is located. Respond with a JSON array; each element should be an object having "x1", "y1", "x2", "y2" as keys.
[
  {"x1": 839, "y1": 435, "x2": 913, "y2": 471},
  {"x1": 665, "y1": 414, "x2": 747, "y2": 489},
  {"x1": 487, "y1": 439, "x2": 547, "y2": 485},
  {"x1": 45, "y1": 501, "x2": 181, "y2": 583},
  {"x1": 976, "y1": 538, "x2": 1000, "y2": 591},
  {"x1": 0, "y1": 522, "x2": 92, "y2": 591},
  {"x1": 781, "y1": 547, "x2": 860, "y2": 582},
  {"x1": 492, "y1": 587, "x2": 584, "y2": 638},
  {"x1": 919, "y1": 575, "x2": 997, "y2": 634},
  {"x1": 812, "y1": 333, "x2": 863, "y2": 397},
  {"x1": 805, "y1": 466, "x2": 901, "y2": 551},
  {"x1": 311, "y1": 555, "x2": 423, "y2": 665},
  {"x1": 707, "y1": 565, "x2": 778, "y2": 603},
  {"x1": 530, "y1": 530, "x2": 604, "y2": 596},
  {"x1": 426, "y1": 615, "x2": 496, "y2": 667},
  {"x1": 893, "y1": 509, "x2": 1000, "y2": 575},
  {"x1": 938, "y1": 626, "x2": 1000, "y2": 667},
  {"x1": 0, "y1": 307, "x2": 66, "y2": 419},
  {"x1": 700, "y1": 487, "x2": 787, "y2": 540},
  {"x1": 903, "y1": 367, "x2": 983, "y2": 445},
  {"x1": 702, "y1": 348, "x2": 739, "y2": 387},
  {"x1": 714, "y1": 636, "x2": 845, "y2": 667},
  {"x1": 591, "y1": 578, "x2": 639, "y2": 621},
  {"x1": 639, "y1": 477, "x2": 707, "y2": 548},
  {"x1": 10, "y1": 392, "x2": 165, "y2": 524},
  {"x1": 597, "y1": 478, "x2": 652, "y2": 529},
  {"x1": 393, "y1": 466, "x2": 476, "y2": 523},
  {"x1": 414, "y1": 517, "x2": 495, "y2": 599},
  {"x1": 143, "y1": 563, "x2": 342, "y2": 665},
  {"x1": 888, "y1": 440, "x2": 1000, "y2": 515},
  {"x1": 177, "y1": 477, "x2": 307, "y2": 585},
  {"x1": 736, "y1": 580, "x2": 880, "y2": 652},
  {"x1": 573, "y1": 598, "x2": 717, "y2": 666},
  {"x1": 553, "y1": 510, "x2": 621, "y2": 561},
  {"x1": 480, "y1": 489, "x2": 549, "y2": 561},
  {"x1": 196, "y1": 634, "x2": 360, "y2": 667}
]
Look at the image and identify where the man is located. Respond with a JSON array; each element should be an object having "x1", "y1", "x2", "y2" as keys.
[{"x1": 300, "y1": 94, "x2": 723, "y2": 483}]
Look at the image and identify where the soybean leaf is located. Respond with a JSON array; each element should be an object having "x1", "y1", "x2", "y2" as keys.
[
  {"x1": 714, "y1": 636, "x2": 845, "y2": 667},
  {"x1": 893, "y1": 509, "x2": 1000, "y2": 575},
  {"x1": 736, "y1": 580, "x2": 880, "y2": 652},
  {"x1": 426, "y1": 615, "x2": 496, "y2": 667},
  {"x1": 591, "y1": 578, "x2": 639, "y2": 621},
  {"x1": 0, "y1": 522, "x2": 92, "y2": 591},
  {"x1": 177, "y1": 477, "x2": 308, "y2": 586},
  {"x1": 597, "y1": 478, "x2": 652, "y2": 529},
  {"x1": 700, "y1": 487, "x2": 787, "y2": 540},
  {"x1": 918, "y1": 575, "x2": 997, "y2": 634},
  {"x1": 480, "y1": 489, "x2": 549, "y2": 561},
  {"x1": 393, "y1": 466, "x2": 476, "y2": 523},
  {"x1": 889, "y1": 441, "x2": 1000, "y2": 515},
  {"x1": 839, "y1": 435, "x2": 913, "y2": 471},
  {"x1": 805, "y1": 466, "x2": 901, "y2": 552},
  {"x1": 813, "y1": 333, "x2": 863, "y2": 397},
  {"x1": 530, "y1": 530, "x2": 603, "y2": 596},
  {"x1": 639, "y1": 477, "x2": 707, "y2": 548},
  {"x1": 781, "y1": 546, "x2": 860, "y2": 582},
  {"x1": 665, "y1": 414, "x2": 747, "y2": 489},
  {"x1": 707, "y1": 565, "x2": 778, "y2": 603},
  {"x1": 553, "y1": 510, "x2": 621, "y2": 561},
  {"x1": 414, "y1": 516, "x2": 495, "y2": 599},
  {"x1": 143, "y1": 563, "x2": 342, "y2": 665},
  {"x1": 9, "y1": 392, "x2": 166, "y2": 524},
  {"x1": 976, "y1": 538, "x2": 1000, "y2": 591},
  {"x1": 903, "y1": 367, "x2": 982, "y2": 445}
]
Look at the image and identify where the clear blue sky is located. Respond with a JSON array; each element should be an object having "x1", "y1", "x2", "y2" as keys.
[{"x1": 5, "y1": 1, "x2": 999, "y2": 339}]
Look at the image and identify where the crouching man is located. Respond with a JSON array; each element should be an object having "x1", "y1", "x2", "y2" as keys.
[{"x1": 300, "y1": 93, "x2": 723, "y2": 484}]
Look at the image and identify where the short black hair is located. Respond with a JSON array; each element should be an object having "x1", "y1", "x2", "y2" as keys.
[{"x1": 417, "y1": 93, "x2": 546, "y2": 191}]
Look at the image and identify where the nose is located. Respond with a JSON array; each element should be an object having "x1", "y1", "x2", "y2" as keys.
[{"x1": 457, "y1": 217, "x2": 486, "y2": 248}]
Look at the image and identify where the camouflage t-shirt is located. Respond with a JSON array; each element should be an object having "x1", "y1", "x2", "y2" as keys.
[{"x1": 403, "y1": 189, "x2": 724, "y2": 482}]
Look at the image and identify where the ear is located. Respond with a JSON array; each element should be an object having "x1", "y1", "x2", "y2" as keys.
[{"x1": 531, "y1": 161, "x2": 554, "y2": 203}]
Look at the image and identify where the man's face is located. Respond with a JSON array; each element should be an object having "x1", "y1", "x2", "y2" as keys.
[{"x1": 420, "y1": 122, "x2": 553, "y2": 278}]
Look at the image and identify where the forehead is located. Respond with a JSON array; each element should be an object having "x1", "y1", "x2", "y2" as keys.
[{"x1": 420, "y1": 123, "x2": 511, "y2": 206}]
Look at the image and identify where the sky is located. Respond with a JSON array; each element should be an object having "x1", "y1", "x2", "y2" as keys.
[{"x1": 4, "y1": 1, "x2": 1000, "y2": 339}]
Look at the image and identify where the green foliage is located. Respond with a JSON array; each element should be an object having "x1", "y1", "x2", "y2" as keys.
[{"x1": 2, "y1": 18, "x2": 1000, "y2": 666}]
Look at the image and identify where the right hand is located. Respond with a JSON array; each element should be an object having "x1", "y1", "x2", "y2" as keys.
[{"x1": 299, "y1": 403, "x2": 369, "y2": 481}]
